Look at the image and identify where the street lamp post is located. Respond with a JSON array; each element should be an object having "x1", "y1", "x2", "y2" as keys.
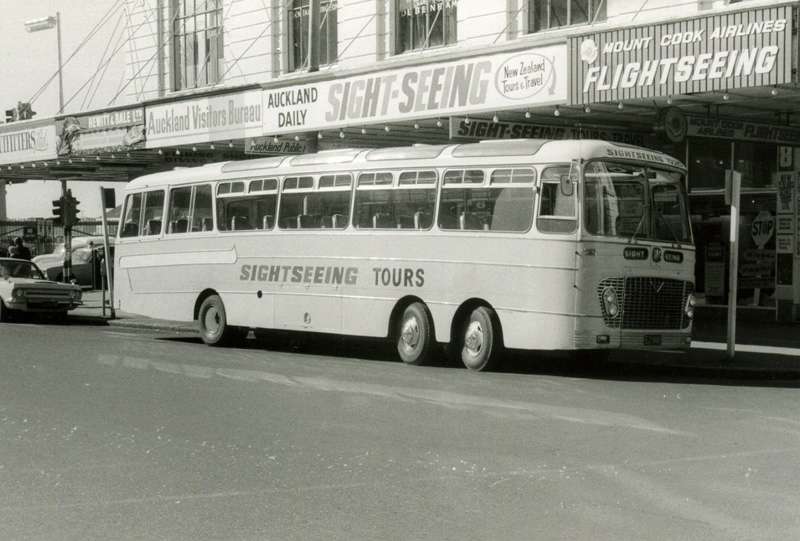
[
  {"x1": 24, "y1": 12, "x2": 70, "y2": 281},
  {"x1": 24, "y1": 12, "x2": 63, "y2": 114}
]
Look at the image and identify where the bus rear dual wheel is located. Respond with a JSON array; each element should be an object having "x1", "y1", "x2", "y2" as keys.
[
  {"x1": 197, "y1": 294, "x2": 247, "y2": 346},
  {"x1": 396, "y1": 302, "x2": 501, "y2": 371}
]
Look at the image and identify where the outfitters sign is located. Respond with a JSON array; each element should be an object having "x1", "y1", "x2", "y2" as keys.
[
  {"x1": 264, "y1": 44, "x2": 566, "y2": 134},
  {"x1": 568, "y1": 5, "x2": 792, "y2": 105}
]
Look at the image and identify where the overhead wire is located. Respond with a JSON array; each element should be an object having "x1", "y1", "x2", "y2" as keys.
[
  {"x1": 82, "y1": 11, "x2": 126, "y2": 110},
  {"x1": 28, "y1": 0, "x2": 125, "y2": 108}
]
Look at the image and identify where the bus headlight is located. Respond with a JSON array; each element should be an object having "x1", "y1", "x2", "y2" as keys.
[
  {"x1": 602, "y1": 286, "x2": 619, "y2": 317},
  {"x1": 685, "y1": 293, "x2": 696, "y2": 319},
  {"x1": 71, "y1": 289, "x2": 82, "y2": 301},
  {"x1": 12, "y1": 288, "x2": 25, "y2": 300}
]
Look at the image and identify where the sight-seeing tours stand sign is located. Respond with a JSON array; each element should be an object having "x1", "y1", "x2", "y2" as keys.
[
  {"x1": 568, "y1": 4, "x2": 792, "y2": 105},
  {"x1": 263, "y1": 44, "x2": 566, "y2": 135}
]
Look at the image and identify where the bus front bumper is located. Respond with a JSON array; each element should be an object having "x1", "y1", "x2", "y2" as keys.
[{"x1": 575, "y1": 327, "x2": 692, "y2": 351}]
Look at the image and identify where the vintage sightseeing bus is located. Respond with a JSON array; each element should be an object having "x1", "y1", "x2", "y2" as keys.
[{"x1": 114, "y1": 139, "x2": 695, "y2": 370}]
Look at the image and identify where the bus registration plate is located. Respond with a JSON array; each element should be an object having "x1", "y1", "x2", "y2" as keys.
[{"x1": 644, "y1": 335, "x2": 662, "y2": 346}]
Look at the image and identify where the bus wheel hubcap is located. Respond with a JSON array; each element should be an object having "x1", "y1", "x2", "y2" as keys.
[
  {"x1": 465, "y1": 321, "x2": 484, "y2": 356},
  {"x1": 401, "y1": 317, "x2": 420, "y2": 350},
  {"x1": 204, "y1": 308, "x2": 220, "y2": 335}
]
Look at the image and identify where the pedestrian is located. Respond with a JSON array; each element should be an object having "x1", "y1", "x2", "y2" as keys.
[{"x1": 8, "y1": 237, "x2": 32, "y2": 260}]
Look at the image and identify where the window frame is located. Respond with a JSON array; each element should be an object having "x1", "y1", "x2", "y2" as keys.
[
  {"x1": 536, "y1": 165, "x2": 578, "y2": 235},
  {"x1": 278, "y1": 173, "x2": 353, "y2": 230},
  {"x1": 438, "y1": 167, "x2": 536, "y2": 233},
  {"x1": 171, "y1": 0, "x2": 224, "y2": 91},
  {"x1": 395, "y1": 0, "x2": 458, "y2": 54},
  {"x1": 354, "y1": 170, "x2": 438, "y2": 230},
  {"x1": 287, "y1": 0, "x2": 339, "y2": 72},
  {"x1": 166, "y1": 183, "x2": 215, "y2": 235},
  {"x1": 216, "y1": 178, "x2": 279, "y2": 233},
  {"x1": 527, "y1": 0, "x2": 606, "y2": 34}
]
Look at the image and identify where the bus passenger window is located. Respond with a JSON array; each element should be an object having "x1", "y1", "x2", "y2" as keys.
[
  {"x1": 537, "y1": 166, "x2": 576, "y2": 234},
  {"x1": 167, "y1": 187, "x2": 192, "y2": 234},
  {"x1": 439, "y1": 168, "x2": 534, "y2": 232},
  {"x1": 120, "y1": 193, "x2": 143, "y2": 237},
  {"x1": 142, "y1": 190, "x2": 165, "y2": 236},
  {"x1": 192, "y1": 185, "x2": 213, "y2": 232}
]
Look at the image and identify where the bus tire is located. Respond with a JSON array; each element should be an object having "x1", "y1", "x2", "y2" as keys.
[
  {"x1": 0, "y1": 300, "x2": 10, "y2": 322},
  {"x1": 460, "y1": 306, "x2": 502, "y2": 371},
  {"x1": 197, "y1": 295, "x2": 239, "y2": 347},
  {"x1": 396, "y1": 302, "x2": 434, "y2": 365}
]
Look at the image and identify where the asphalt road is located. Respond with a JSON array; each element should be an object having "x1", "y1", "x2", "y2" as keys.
[{"x1": 0, "y1": 320, "x2": 798, "y2": 540}]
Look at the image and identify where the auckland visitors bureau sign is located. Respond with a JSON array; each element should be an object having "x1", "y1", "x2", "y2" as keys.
[
  {"x1": 145, "y1": 44, "x2": 566, "y2": 147},
  {"x1": 568, "y1": 4, "x2": 792, "y2": 105}
]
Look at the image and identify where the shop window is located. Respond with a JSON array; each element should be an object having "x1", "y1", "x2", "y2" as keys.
[
  {"x1": 396, "y1": 0, "x2": 457, "y2": 54},
  {"x1": 172, "y1": 0, "x2": 223, "y2": 90},
  {"x1": 734, "y1": 141, "x2": 777, "y2": 189},
  {"x1": 528, "y1": 0, "x2": 605, "y2": 33},
  {"x1": 289, "y1": 0, "x2": 338, "y2": 72},
  {"x1": 688, "y1": 138, "x2": 730, "y2": 191}
]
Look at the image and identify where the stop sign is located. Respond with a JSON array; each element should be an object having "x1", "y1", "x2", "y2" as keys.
[{"x1": 751, "y1": 211, "x2": 775, "y2": 248}]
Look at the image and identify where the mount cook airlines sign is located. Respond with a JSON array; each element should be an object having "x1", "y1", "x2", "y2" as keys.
[{"x1": 568, "y1": 4, "x2": 792, "y2": 105}]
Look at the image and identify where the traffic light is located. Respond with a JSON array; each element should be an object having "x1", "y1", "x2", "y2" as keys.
[
  {"x1": 52, "y1": 196, "x2": 65, "y2": 227},
  {"x1": 17, "y1": 102, "x2": 36, "y2": 120},
  {"x1": 65, "y1": 190, "x2": 80, "y2": 227},
  {"x1": 5, "y1": 108, "x2": 17, "y2": 123}
]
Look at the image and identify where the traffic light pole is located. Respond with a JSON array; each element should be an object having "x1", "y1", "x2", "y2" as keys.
[{"x1": 61, "y1": 179, "x2": 71, "y2": 283}]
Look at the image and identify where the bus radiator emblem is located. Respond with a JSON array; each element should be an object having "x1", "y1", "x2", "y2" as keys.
[{"x1": 650, "y1": 279, "x2": 665, "y2": 294}]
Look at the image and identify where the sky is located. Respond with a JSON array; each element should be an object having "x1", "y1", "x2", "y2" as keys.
[{"x1": 0, "y1": 0, "x2": 131, "y2": 219}]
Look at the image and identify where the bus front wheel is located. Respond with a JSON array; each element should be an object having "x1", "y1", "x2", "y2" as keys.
[
  {"x1": 198, "y1": 295, "x2": 240, "y2": 346},
  {"x1": 396, "y1": 302, "x2": 434, "y2": 365},
  {"x1": 460, "y1": 306, "x2": 502, "y2": 371}
]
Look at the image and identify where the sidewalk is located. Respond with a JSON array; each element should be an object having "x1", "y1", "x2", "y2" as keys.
[
  {"x1": 72, "y1": 289, "x2": 196, "y2": 333},
  {"x1": 71, "y1": 290, "x2": 800, "y2": 376}
]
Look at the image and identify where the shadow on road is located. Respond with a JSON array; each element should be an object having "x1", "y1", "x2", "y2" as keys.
[{"x1": 154, "y1": 330, "x2": 800, "y2": 388}]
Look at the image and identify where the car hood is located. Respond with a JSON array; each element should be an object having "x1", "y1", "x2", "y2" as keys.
[
  {"x1": 2, "y1": 277, "x2": 78, "y2": 290},
  {"x1": 32, "y1": 254, "x2": 63, "y2": 269}
]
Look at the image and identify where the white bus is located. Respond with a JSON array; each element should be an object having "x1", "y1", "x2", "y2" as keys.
[{"x1": 115, "y1": 139, "x2": 695, "y2": 370}]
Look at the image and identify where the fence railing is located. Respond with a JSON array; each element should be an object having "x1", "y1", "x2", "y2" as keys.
[{"x1": 0, "y1": 220, "x2": 118, "y2": 258}]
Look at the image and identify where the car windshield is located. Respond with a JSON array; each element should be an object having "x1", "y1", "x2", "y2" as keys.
[
  {"x1": 583, "y1": 161, "x2": 692, "y2": 244},
  {"x1": 0, "y1": 260, "x2": 45, "y2": 280}
]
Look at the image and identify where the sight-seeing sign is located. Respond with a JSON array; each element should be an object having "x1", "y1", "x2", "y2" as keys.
[
  {"x1": 568, "y1": 4, "x2": 792, "y2": 105},
  {"x1": 264, "y1": 44, "x2": 566, "y2": 135},
  {"x1": 146, "y1": 89, "x2": 263, "y2": 148},
  {"x1": 0, "y1": 120, "x2": 58, "y2": 165}
]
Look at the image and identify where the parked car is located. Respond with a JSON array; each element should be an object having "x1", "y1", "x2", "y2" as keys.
[
  {"x1": 32, "y1": 236, "x2": 114, "y2": 286},
  {"x1": 0, "y1": 258, "x2": 82, "y2": 321}
]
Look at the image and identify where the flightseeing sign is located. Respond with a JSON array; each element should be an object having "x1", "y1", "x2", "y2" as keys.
[{"x1": 568, "y1": 4, "x2": 792, "y2": 105}]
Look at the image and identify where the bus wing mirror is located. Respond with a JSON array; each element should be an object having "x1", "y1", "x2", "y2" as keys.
[{"x1": 561, "y1": 160, "x2": 579, "y2": 196}]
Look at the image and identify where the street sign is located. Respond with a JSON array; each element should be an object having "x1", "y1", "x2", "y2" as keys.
[{"x1": 751, "y1": 210, "x2": 775, "y2": 249}]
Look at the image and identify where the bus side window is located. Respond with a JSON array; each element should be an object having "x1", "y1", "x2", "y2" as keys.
[
  {"x1": 167, "y1": 186, "x2": 192, "y2": 234},
  {"x1": 192, "y1": 185, "x2": 213, "y2": 232},
  {"x1": 537, "y1": 166, "x2": 576, "y2": 234},
  {"x1": 120, "y1": 192, "x2": 143, "y2": 238},
  {"x1": 142, "y1": 190, "x2": 165, "y2": 236}
]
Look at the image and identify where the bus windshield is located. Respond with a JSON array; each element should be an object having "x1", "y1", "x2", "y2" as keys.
[{"x1": 583, "y1": 161, "x2": 691, "y2": 244}]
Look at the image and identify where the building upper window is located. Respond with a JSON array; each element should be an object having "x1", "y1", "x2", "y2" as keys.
[
  {"x1": 289, "y1": 0, "x2": 338, "y2": 72},
  {"x1": 172, "y1": 0, "x2": 224, "y2": 90},
  {"x1": 396, "y1": 0, "x2": 457, "y2": 54},
  {"x1": 528, "y1": 0, "x2": 605, "y2": 33}
]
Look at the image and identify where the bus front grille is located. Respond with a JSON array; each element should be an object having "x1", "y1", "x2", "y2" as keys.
[{"x1": 597, "y1": 278, "x2": 693, "y2": 330}]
